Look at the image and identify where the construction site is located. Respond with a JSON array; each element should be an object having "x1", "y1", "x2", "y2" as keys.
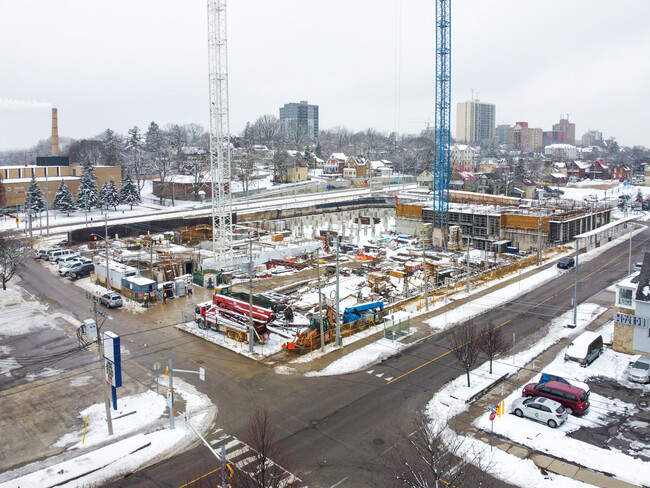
[{"x1": 55, "y1": 186, "x2": 619, "y2": 358}]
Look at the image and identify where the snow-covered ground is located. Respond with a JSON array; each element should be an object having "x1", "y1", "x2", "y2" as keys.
[{"x1": 0, "y1": 379, "x2": 216, "y2": 488}]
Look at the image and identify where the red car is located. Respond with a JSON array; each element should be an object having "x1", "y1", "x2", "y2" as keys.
[{"x1": 522, "y1": 380, "x2": 589, "y2": 416}]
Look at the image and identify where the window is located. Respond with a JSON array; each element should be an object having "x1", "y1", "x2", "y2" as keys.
[{"x1": 619, "y1": 288, "x2": 633, "y2": 307}]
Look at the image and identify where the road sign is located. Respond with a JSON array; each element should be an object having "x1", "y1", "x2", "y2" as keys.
[
  {"x1": 153, "y1": 361, "x2": 161, "y2": 371},
  {"x1": 489, "y1": 411, "x2": 496, "y2": 421}
]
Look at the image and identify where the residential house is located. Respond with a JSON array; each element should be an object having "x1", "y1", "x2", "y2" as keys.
[
  {"x1": 370, "y1": 160, "x2": 392, "y2": 178},
  {"x1": 611, "y1": 163, "x2": 631, "y2": 181},
  {"x1": 566, "y1": 161, "x2": 590, "y2": 180},
  {"x1": 281, "y1": 161, "x2": 309, "y2": 183},
  {"x1": 417, "y1": 170, "x2": 434, "y2": 189},
  {"x1": 511, "y1": 178, "x2": 537, "y2": 199},
  {"x1": 547, "y1": 173, "x2": 567, "y2": 185},
  {"x1": 323, "y1": 153, "x2": 347, "y2": 174},
  {"x1": 451, "y1": 170, "x2": 478, "y2": 192},
  {"x1": 586, "y1": 160, "x2": 610, "y2": 180},
  {"x1": 476, "y1": 172, "x2": 501, "y2": 194},
  {"x1": 614, "y1": 252, "x2": 650, "y2": 354},
  {"x1": 450, "y1": 144, "x2": 475, "y2": 171},
  {"x1": 344, "y1": 156, "x2": 370, "y2": 178}
]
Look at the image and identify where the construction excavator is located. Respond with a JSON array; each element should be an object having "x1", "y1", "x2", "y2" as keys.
[{"x1": 282, "y1": 306, "x2": 334, "y2": 352}]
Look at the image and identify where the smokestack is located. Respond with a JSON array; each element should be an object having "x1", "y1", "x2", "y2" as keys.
[{"x1": 51, "y1": 107, "x2": 59, "y2": 156}]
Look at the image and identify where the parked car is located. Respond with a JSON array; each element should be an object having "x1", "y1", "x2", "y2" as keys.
[
  {"x1": 522, "y1": 380, "x2": 590, "y2": 416},
  {"x1": 628, "y1": 355, "x2": 650, "y2": 384},
  {"x1": 100, "y1": 292, "x2": 123, "y2": 308},
  {"x1": 68, "y1": 262, "x2": 95, "y2": 280},
  {"x1": 634, "y1": 262, "x2": 643, "y2": 272},
  {"x1": 564, "y1": 331, "x2": 603, "y2": 367},
  {"x1": 56, "y1": 253, "x2": 80, "y2": 265},
  {"x1": 511, "y1": 396, "x2": 568, "y2": 428},
  {"x1": 39, "y1": 247, "x2": 63, "y2": 260},
  {"x1": 557, "y1": 257, "x2": 575, "y2": 269},
  {"x1": 538, "y1": 372, "x2": 590, "y2": 396},
  {"x1": 58, "y1": 259, "x2": 86, "y2": 276},
  {"x1": 49, "y1": 249, "x2": 75, "y2": 263}
]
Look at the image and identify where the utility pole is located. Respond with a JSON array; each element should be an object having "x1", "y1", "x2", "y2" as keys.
[
  {"x1": 248, "y1": 231, "x2": 254, "y2": 354},
  {"x1": 317, "y1": 249, "x2": 324, "y2": 352},
  {"x1": 536, "y1": 215, "x2": 542, "y2": 266},
  {"x1": 573, "y1": 236, "x2": 579, "y2": 327},
  {"x1": 422, "y1": 229, "x2": 429, "y2": 311},
  {"x1": 168, "y1": 357, "x2": 175, "y2": 430},
  {"x1": 105, "y1": 214, "x2": 110, "y2": 290},
  {"x1": 466, "y1": 236, "x2": 471, "y2": 293},
  {"x1": 45, "y1": 171, "x2": 49, "y2": 236},
  {"x1": 628, "y1": 223, "x2": 634, "y2": 275},
  {"x1": 93, "y1": 300, "x2": 113, "y2": 436},
  {"x1": 335, "y1": 237, "x2": 341, "y2": 347}
]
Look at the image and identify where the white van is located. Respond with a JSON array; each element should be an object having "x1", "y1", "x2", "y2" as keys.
[
  {"x1": 49, "y1": 249, "x2": 75, "y2": 263},
  {"x1": 57, "y1": 253, "x2": 81, "y2": 265},
  {"x1": 564, "y1": 331, "x2": 603, "y2": 367}
]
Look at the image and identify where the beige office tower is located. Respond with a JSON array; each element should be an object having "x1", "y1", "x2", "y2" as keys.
[{"x1": 456, "y1": 100, "x2": 495, "y2": 143}]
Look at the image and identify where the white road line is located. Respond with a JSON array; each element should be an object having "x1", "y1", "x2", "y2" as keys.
[{"x1": 366, "y1": 370, "x2": 374, "y2": 374}]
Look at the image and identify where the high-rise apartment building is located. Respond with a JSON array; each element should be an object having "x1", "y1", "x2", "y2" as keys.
[
  {"x1": 508, "y1": 122, "x2": 543, "y2": 152},
  {"x1": 456, "y1": 100, "x2": 495, "y2": 143},
  {"x1": 543, "y1": 116, "x2": 575, "y2": 146},
  {"x1": 279, "y1": 100, "x2": 319, "y2": 141}
]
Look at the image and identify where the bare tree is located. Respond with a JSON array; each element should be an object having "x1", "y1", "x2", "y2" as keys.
[
  {"x1": 235, "y1": 406, "x2": 295, "y2": 488},
  {"x1": 373, "y1": 411, "x2": 497, "y2": 488},
  {"x1": 478, "y1": 321, "x2": 509, "y2": 374},
  {"x1": 233, "y1": 148, "x2": 259, "y2": 195},
  {"x1": 448, "y1": 320, "x2": 481, "y2": 387},
  {"x1": 0, "y1": 235, "x2": 26, "y2": 290}
]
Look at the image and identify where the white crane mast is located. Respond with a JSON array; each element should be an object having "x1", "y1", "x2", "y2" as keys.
[{"x1": 207, "y1": 0, "x2": 233, "y2": 270}]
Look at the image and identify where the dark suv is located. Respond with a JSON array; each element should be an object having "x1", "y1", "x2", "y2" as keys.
[
  {"x1": 522, "y1": 380, "x2": 589, "y2": 416},
  {"x1": 557, "y1": 257, "x2": 575, "y2": 269},
  {"x1": 68, "y1": 262, "x2": 95, "y2": 280}
]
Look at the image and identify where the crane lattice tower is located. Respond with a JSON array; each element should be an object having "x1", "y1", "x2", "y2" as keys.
[
  {"x1": 433, "y1": 0, "x2": 451, "y2": 243},
  {"x1": 208, "y1": 0, "x2": 233, "y2": 270}
]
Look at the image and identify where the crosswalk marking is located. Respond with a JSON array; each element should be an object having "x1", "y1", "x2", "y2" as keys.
[
  {"x1": 385, "y1": 377, "x2": 393, "y2": 381},
  {"x1": 375, "y1": 373, "x2": 384, "y2": 378},
  {"x1": 366, "y1": 369, "x2": 374, "y2": 374},
  {"x1": 206, "y1": 431, "x2": 301, "y2": 485}
]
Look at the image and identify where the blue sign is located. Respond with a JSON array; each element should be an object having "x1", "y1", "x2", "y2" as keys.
[{"x1": 103, "y1": 332, "x2": 122, "y2": 388}]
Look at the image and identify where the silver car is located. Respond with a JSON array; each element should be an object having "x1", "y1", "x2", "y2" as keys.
[
  {"x1": 100, "y1": 292, "x2": 123, "y2": 308},
  {"x1": 511, "y1": 396, "x2": 568, "y2": 428},
  {"x1": 628, "y1": 356, "x2": 650, "y2": 384}
]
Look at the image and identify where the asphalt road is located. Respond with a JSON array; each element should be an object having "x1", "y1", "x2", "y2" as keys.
[{"x1": 12, "y1": 226, "x2": 650, "y2": 487}]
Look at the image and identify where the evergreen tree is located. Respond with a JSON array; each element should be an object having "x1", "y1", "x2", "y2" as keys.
[
  {"x1": 105, "y1": 177, "x2": 120, "y2": 210},
  {"x1": 120, "y1": 173, "x2": 142, "y2": 210},
  {"x1": 25, "y1": 174, "x2": 46, "y2": 213},
  {"x1": 53, "y1": 180, "x2": 76, "y2": 216},
  {"x1": 77, "y1": 157, "x2": 99, "y2": 211},
  {"x1": 98, "y1": 179, "x2": 109, "y2": 212}
]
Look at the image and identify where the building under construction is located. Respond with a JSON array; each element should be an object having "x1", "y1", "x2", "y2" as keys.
[{"x1": 396, "y1": 190, "x2": 613, "y2": 251}]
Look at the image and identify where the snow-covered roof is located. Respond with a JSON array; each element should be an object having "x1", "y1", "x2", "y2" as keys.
[
  {"x1": 370, "y1": 160, "x2": 386, "y2": 169},
  {"x1": 546, "y1": 144, "x2": 575, "y2": 149},
  {"x1": 328, "y1": 153, "x2": 347, "y2": 161},
  {"x1": 125, "y1": 276, "x2": 157, "y2": 286},
  {"x1": 3, "y1": 176, "x2": 80, "y2": 184},
  {"x1": 550, "y1": 173, "x2": 567, "y2": 178}
]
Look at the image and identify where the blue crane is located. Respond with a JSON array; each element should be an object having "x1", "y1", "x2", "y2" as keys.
[{"x1": 433, "y1": 0, "x2": 451, "y2": 245}]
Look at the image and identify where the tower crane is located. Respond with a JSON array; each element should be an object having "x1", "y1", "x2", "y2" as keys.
[
  {"x1": 207, "y1": 0, "x2": 233, "y2": 270},
  {"x1": 433, "y1": 0, "x2": 451, "y2": 246}
]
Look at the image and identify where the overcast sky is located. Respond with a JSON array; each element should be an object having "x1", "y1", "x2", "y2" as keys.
[{"x1": 1, "y1": 0, "x2": 649, "y2": 152}]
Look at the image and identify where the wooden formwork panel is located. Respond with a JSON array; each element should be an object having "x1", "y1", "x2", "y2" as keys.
[{"x1": 396, "y1": 203, "x2": 423, "y2": 218}]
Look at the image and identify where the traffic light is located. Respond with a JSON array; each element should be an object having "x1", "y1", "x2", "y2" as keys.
[
  {"x1": 93, "y1": 235, "x2": 97, "y2": 241},
  {"x1": 15, "y1": 217, "x2": 19, "y2": 224}
]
